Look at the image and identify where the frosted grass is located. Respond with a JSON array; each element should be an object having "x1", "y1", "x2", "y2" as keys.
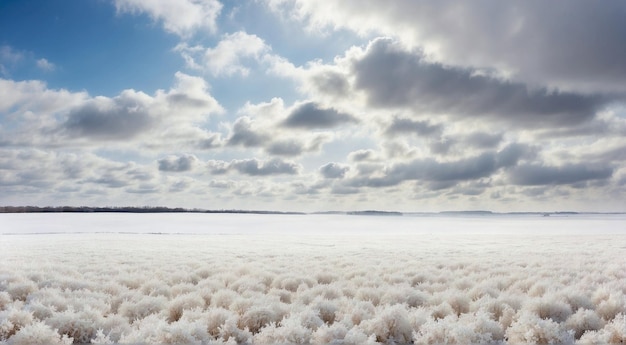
[{"x1": 0, "y1": 213, "x2": 625, "y2": 344}]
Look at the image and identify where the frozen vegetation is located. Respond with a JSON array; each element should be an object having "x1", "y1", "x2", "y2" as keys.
[{"x1": 0, "y1": 213, "x2": 625, "y2": 344}]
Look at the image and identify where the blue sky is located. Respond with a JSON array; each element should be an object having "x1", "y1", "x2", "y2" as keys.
[{"x1": 1, "y1": 0, "x2": 625, "y2": 212}]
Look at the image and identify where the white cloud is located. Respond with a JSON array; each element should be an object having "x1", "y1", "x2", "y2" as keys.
[
  {"x1": 0, "y1": 45, "x2": 23, "y2": 76},
  {"x1": 0, "y1": 78, "x2": 86, "y2": 116},
  {"x1": 0, "y1": 72, "x2": 223, "y2": 149},
  {"x1": 177, "y1": 31, "x2": 271, "y2": 77},
  {"x1": 36, "y1": 58, "x2": 55, "y2": 71},
  {"x1": 114, "y1": 0, "x2": 222, "y2": 37}
]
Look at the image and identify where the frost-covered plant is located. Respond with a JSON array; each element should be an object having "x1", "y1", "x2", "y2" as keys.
[
  {"x1": 239, "y1": 305, "x2": 281, "y2": 334},
  {"x1": 0, "y1": 307, "x2": 33, "y2": 341},
  {"x1": 5, "y1": 322, "x2": 72, "y2": 345},
  {"x1": 565, "y1": 308, "x2": 605, "y2": 339},
  {"x1": 505, "y1": 310, "x2": 575, "y2": 344},
  {"x1": 527, "y1": 295, "x2": 573, "y2": 322},
  {"x1": 414, "y1": 312, "x2": 504, "y2": 344},
  {"x1": 166, "y1": 293, "x2": 205, "y2": 322},
  {"x1": 0, "y1": 293, "x2": 11, "y2": 311},
  {"x1": 359, "y1": 304, "x2": 413, "y2": 344},
  {"x1": 578, "y1": 313, "x2": 625, "y2": 344},
  {"x1": 118, "y1": 295, "x2": 167, "y2": 321},
  {"x1": 6, "y1": 282, "x2": 36, "y2": 302},
  {"x1": 44, "y1": 307, "x2": 102, "y2": 343},
  {"x1": 254, "y1": 316, "x2": 312, "y2": 345},
  {"x1": 1, "y1": 217, "x2": 624, "y2": 345}
]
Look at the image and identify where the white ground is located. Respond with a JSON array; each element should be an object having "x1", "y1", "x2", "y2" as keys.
[{"x1": 0, "y1": 213, "x2": 625, "y2": 344}]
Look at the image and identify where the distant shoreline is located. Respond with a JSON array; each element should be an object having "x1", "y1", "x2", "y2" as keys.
[
  {"x1": 0, "y1": 206, "x2": 304, "y2": 215},
  {"x1": 0, "y1": 206, "x2": 623, "y2": 215}
]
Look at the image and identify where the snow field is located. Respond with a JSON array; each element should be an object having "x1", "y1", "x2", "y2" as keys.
[{"x1": 0, "y1": 214, "x2": 625, "y2": 344}]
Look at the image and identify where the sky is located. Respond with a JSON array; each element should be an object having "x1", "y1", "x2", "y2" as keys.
[{"x1": 1, "y1": 0, "x2": 625, "y2": 212}]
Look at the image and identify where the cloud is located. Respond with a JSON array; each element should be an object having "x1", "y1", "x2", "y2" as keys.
[
  {"x1": 36, "y1": 58, "x2": 55, "y2": 72},
  {"x1": 495, "y1": 143, "x2": 533, "y2": 168},
  {"x1": 63, "y1": 91, "x2": 155, "y2": 140},
  {"x1": 266, "y1": 140, "x2": 305, "y2": 157},
  {"x1": 0, "y1": 45, "x2": 22, "y2": 63},
  {"x1": 345, "y1": 143, "x2": 531, "y2": 188},
  {"x1": 179, "y1": 32, "x2": 270, "y2": 77},
  {"x1": 464, "y1": 132, "x2": 503, "y2": 149},
  {"x1": 348, "y1": 149, "x2": 378, "y2": 162},
  {"x1": 266, "y1": 1, "x2": 626, "y2": 94},
  {"x1": 282, "y1": 102, "x2": 358, "y2": 129},
  {"x1": 0, "y1": 45, "x2": 23, "y2": 75},
  {"x1": 57, "y1": 73, "x2": 220, "y2": 146},
  {"x1": 385, "y1": 117, "x2": 442, "y2": 137},
  {"x1": 158, "y1": 154, "x2": 198, "y2": 172},
  {"x1": 0, "y1": 72, "x2": 223, "y2": 151},
  {"x1": 225, "y1": 99, "x2": 335, "y2": 157},
  {"x1": 319, "y1": 162, "x2": 349, "y2": 179},
  {"x1": 509, "y1": 164, "x2": 614, "y2": 186},
  {"x1": 0, "y1": 149, "x2": 157, "y2": 201},
  {"x1": 226, "y1": 116, "x2": 270, "y2": 148},
  {"x1": 352, "y1": 38, "x2": 610, "y2": 127},
  {"x1": 114, "y1": 0, "x2": 222, "y2": 37},
  {"x1": 207, "y1": 158, "x2": 301, "y2": 176},
  {"x1": 232, "y1": 158, "x2": 300, "y2": 176},
  {"x1": 0, "y1": 78, "x2": 86, "y2": 117}
]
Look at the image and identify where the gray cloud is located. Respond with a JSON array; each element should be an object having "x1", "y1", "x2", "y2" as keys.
[
  {"x1": 283, "y1": 102, "x2": 358, "y2": 129},
  {"x1": 226, "y1": 115, "x2": 330, "y2": 157},
  {"x1": 206, "y1": 160, "x2": 230, "y2": 175},
  {"x1": 86, "y1": 173, "x2": 129, "y2": 188},
  {"x1": 429, "y1": 138, "x2": 456, "y2": 155},
  {"x1": 63, "y1": 99, "x2": 154, "y2": 140},
  {"x1": 385, "y1": 117, "x2": 442, "y2": 137},
  {"x1": 319, "y1": 162, "x2": 349, "y2": 179},
  {"x1": 495, "y1": 143, "x2": 534, "y2": 168},
  {"x1": 207, "y1": 158, "x2": 301, "y2": 176},
  {"x1": 309, "y1": 71, "x2": 350, "y2": 97},
  {"x1": 353, "y1": 38, "x2": 610, "y2": 127},
  {"x1": 166, "y1": 93, "x2": 214, "y2": 109},
  {"x1": 509, "y1": 163, "x2": 613, "y2": 186},
  {"x1": 232, "y1": 158, "x2": 300, "y2": 176},
  {"x1": 196, "y1": 133, "x2": 223, "y2": 150},
  {"x1": 348, "y1": 149, "x2": 377, "y2": 162},
  {"x1": 346, "y1": 143, "x2": 530, "y2": 188},
  {"x1": 280, "y1": 1, "x2": 626, "y2": 94},
  {"x1": 126, "y1": 183, "x2": 160, "y2": 194},
  {"x1": 266, "y1": 140, "x2": 305, "y2": 156},
  {"x1": 227, "y1": 117, "x2": 270, "y2": 147},
  {"x1": 169, "y1": 179, "x2": 191, "y2": 192},
  {"x1": 158, "y1": 154, "x2": 197, "y2": 172},
  {"x1": 464, "y1": 132, "x2": 503, "y2": 149}
]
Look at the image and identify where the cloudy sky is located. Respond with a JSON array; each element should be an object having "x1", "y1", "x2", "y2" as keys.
[{"x1": 1, "y1": 1, "x2": 625, "y2": 212}]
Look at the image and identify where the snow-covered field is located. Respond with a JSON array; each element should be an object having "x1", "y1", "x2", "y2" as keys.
[{"x1": 0, "y1": 213, "x2": 625, "y2": 344}]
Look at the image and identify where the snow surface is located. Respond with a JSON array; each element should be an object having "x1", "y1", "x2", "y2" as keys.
[{"x1": 0, "y1": 213, "x2": 625, "y2": 344}]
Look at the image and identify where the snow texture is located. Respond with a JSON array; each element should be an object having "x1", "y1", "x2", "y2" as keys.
[{"x1": 0, "y1": 213, "x2": 625, "y2": 344}]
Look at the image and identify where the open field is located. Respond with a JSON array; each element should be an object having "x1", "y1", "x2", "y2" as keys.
[{"x1": 1, "y1": 214, "x2": 625, "y2": 344}]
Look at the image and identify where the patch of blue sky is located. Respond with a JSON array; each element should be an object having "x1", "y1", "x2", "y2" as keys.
[{"x1": 0, "y1": 0, "x2": 180, "y2": 96}]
